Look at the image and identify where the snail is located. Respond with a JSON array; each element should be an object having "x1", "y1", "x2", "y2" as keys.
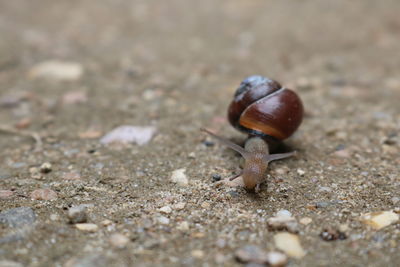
[{"x1": 202, "y1": 75, "x2": 303, "y2": 192}]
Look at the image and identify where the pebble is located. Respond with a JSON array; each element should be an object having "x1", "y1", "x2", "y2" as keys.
[
  {"x1": 40, "y1": 162, "x2": 52, "y2": 173},
  {"x1": 109, "y1": 233, "x2": 129, "y2": 248},
  {"x1": 100, "y1": 125, "x2": 156, "y2": 146},
  {"x1": 299, "y1": 217, "x2": 312, "y2": 225},
  {"x1": 320, "y1": 227, "x2": 347, "y2": 241},
  {"x1": 101, "y1": 219, "x2": 113, "y2": 226},
  {"x1": 75, "y1": 223, "x2": 99, "y2": 232},
  {"x1": 28, "y1": 60, "x2": 83, "y2": 81},
  {"x1": 265, "y1": 251, "x2": 288, "y2": 267},
  {"x1": 30, "y1": 188, "x2": 58, "y2": 200},
  {"x1": 360, "y1": 211, "x2": 399, "y2": 230},
  {"x1": 267, "y1": 210, "x2": 298, "y2": 233},
  {"x1": 274, "y1": 232, "x2": 306, "y2": 259},
  {"x1": 159, "y1": 206, "x2": 172, "y2": 214},
  {"x1": 170, "y1": 168, "x2": 189, "y2": 186},
  {"x1": 191, "y1": 250, "x2": 205, "y2": 259},
  {"x1": 212, "y1": 174, "x2": 222, "y2": 182},
  {"x1": 235, "y1": 245, "x2": 268, "y2": 264},
  {"x1": 176, "y1": 221, "x2": 189, "y2": 231},
  {"x1": 157, "y1": 216, "x2": 170, "y2": 225},
  {"x1": 297, "y1": 169, "x2": 305, "y2": 176},
  {"x1": 276, "y1": 210, "x2": 292, "y2": 217},
  {"x1": 68, "y1": 205, "x2": 88, "y2": 223},
  {"x1": 0, "y1": 189, "x2": 14, "y2": 199},
  {"x1": 0, "y1": 207, "x2": 36, "y2": 228},
  {"x1": 173, "y1": 202, "x2": 186, "y2": 210}
]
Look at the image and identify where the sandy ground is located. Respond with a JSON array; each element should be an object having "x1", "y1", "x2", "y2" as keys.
[{"x1": 0, "y1": 0, "x2": 400, "y2": 266}]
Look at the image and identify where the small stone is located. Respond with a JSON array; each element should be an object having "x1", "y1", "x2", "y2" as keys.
[
  {"x1": 202, "y1": 140, "x2": 214, "y2": 147},
  {"x1": 299, "y1": 217, "x2": 312, "y2": 225},
  {"x1": 276, "y1": 210, "x2": 292, "y2": 218},
  {"x1": 320, "y1": 227, "x2": 347, "y2": 241},
  {"x1": 100, "y1": 125, "x2": 156, "y2": 146},
  {"x1": 235, "y1": 245, "x2": 269, "y2": 264},
  {"x1": 170, "y1": 168, "x2": 189, "y2": 186},
  {"x1": 265, "y1": 251, "x2": 288, "y2": 267},
  {"x1": 159, "y1": 206, "x2": 172, "y2": 214},
  {"x1": 173, "y1": 202, "x2": 186, "y2": 210},
  {"x1": 79, "y1": 130, "x2": 102, "y2": 139},
  {"x1": 0, "y1": 189, "x2": 14, "y2": 199},
  {"x1": 50, "y1": 214, "x2": 59, "y2": 221},
  {"x1": 188, "y1": 152, "x2": 196, "y2": 159},
  {"x1": 267, "y1": 211, "x2": 298, "y2": 233},
  {"x1": 40, "y1": 162, "x2": 52, "y2": 173},
  {"x1": 274, "y1": 232, "x2": 305, "y2": 259},
  {"x1": 101, "y1": 219, "x2": 113, "y2": 226},
  {"x1": 360, "y1": 211, "x2": 399, "y2": 230},
  {"x1": 30, "y1": 188, "x2": 57, "y2": 200},
  {"x1": 274, "y1": 167, "x2": 289, "y2": 175},
  {"x1": 75, "y1": 223, "x2": 98, "y2": 232},
  {"x1": 109, "y1": 233, "x2": 129, "y2": 248},
  {"x1": 177, "y1": 221, "x2": 189, "y2": 231},
  {"x1": 68, "y1": 205, "x2": 87, "y2": 224},
  {"x1": 157, "y1": 216, "x2": 170, "y2": 225},
  {"x1": 28, "y1": 60, "x2": 83, "y2": 81},
  {"x1": 191, "y1": 250, "x2": 205, "y2": 259},
  {"x1": 0, "y1": 207, "x2": 36, "y2": 228},
  {"x1": 212, "y1": 174, "x2": 221, "y2": 182},
  {"x1": 297, "y1": 169, "x2": 305, "y2": 176}
]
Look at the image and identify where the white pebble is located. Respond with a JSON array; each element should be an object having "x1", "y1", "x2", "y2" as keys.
[
  {"x1": 266, "y1": 251, "x2": 288, "y2": 266},
  {"x1": 297, "y1": 169, "x2": 305, "y2": 176},
  {"x1": 360, "y1": 211, "x2": 399, "y2": 230},
  {"x1": 75, "y1": 223, "x2": 98, "y2": 232},
  {"x1": 158, "y1": 216, "x2": 170, "y2": 225},
  {"x1": 100, "y1": 125, "x2": 156, "y2": 146},
  {"x1": 173, "y1": 202, "x2": 186, "y2": 210},
  {"x1": 109, "y1": 233, "x2": 129, "y2": 248},
  {"x1": 191, "y1": 250, "x2": 204, "y2": 259},
  {"x1": 170, "y1": 168, "x2": 189, "y2": 186},
  {"x1": 276, "y1": 209, "x2": 292, "y2": 218},
  {"x1": 29, "y1": 60, "x2": 83, "y2": 81},
  {"x1": 299, "y1": 217, "x2": 312, "y2": 225},
  {"x1": 274, "y1": 232, "x2": 305, "y2": 259},
  {"x1": 176, "y1": 221, "x2": 189, "y2": 231},
  {"x1": 159, "y1": 206, "x2": 172, "y2": 214}
]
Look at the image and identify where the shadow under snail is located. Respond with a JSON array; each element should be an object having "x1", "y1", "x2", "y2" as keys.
[{"x1": 202, "y1": 75, "x2": 304, "y2": 192}]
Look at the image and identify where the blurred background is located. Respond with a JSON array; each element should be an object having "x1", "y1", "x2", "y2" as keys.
[{"x1": 1, "y1": 0, "x2": 399, "y2": 266}]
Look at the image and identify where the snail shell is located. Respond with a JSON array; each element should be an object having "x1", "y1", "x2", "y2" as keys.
[{"x1": 228, "y1": 75, "x2": 303, "y2": 141}]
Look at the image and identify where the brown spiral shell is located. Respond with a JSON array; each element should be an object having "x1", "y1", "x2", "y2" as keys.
[{"x1": 227, "y1": 76, "x2": 303, "y2": 141}]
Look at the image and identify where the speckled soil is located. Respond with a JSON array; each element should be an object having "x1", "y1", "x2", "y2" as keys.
[{"x1": 1, "y1": 1, "x2": 400, "y2": 266}]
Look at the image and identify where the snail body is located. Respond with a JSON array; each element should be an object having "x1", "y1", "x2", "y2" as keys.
[{"x1": 202, "y1": 75, "x2": 303, "y2": 192}]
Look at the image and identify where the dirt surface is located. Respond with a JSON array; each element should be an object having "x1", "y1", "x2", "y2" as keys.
[{"x1": 1, "y1": 1, "x2": 400, "y2": 266}]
